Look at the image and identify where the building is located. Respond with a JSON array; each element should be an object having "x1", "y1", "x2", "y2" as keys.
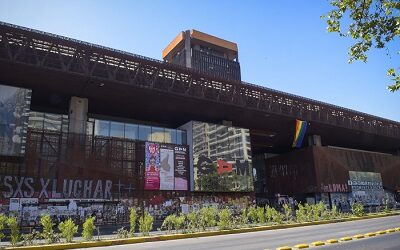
[{"x1": 0, "y1": 22, "x2": 399, "y2": 226}]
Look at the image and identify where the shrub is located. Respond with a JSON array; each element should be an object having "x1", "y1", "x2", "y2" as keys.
[
  {"x1": 265, "y1": 206, "x2": 283, "y2": 224},
  {"x1": 247, "y1": 206, "x2": 257, "y2": 224},
  {"x1": 282, "y1": 204, "x2": 292, "y2": 222},
  {"x1": 330, "y1": 205, "x2": 340, "y2": 219},
  {"x1": 239, "y1": 209, "x2": 248, "y2": 226},
  {"x1": 7, "y1": 216, "x2": 20, "y2": 246},
  {"x1": 40, "y1": 214, "x2": 55, "y2": 244},
  {"x1": 0, "y1": 214, "x2": 6, "y2": 241},
  {"x1": 58, "y1": 218, "x2": 78, "y2": 242},
  {"x1": 296, "y1": 203, "x2": 307, "y2": 223},
  {"x1": 199, "y1": 207, "x2": 217, "y2": 230},
  {"x1": 161, "y1": 214, "x2": 176, "y2": 233},
  {"x1": 351, "y1": 202, "x2": 364, "y2": 217},
  {"x1": 82, "y1": 216, "x2": 96, "y2": 241},
  {"x1": 174, "y1": 214, "x2": 185, "y2": 233},
  {"x1": 187, "y1": 211, "x2": 199, "y2": 232},
  {"x1": 22, "y1": 229, "x2": 38, "y2": 246},
  {"x1": 217, "y1": 208, "x2": 232, "y2": 230},
  {"x1": 256, "y1": 206, "x2": 266, "y2": 224},
  {"x1": 114, "y1": 227, "x2": 129, "y2": 238},
  {"x1": 139, "y1": 212, "x2": 154, "y2": 236},
  {"x1": 129, "y1": 207, "x2": 138, "y2": 236}
]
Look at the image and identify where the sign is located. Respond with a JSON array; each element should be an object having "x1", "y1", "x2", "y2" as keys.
[
  {"x1": 144, "y1": 142, "x2": 160, "y2": 190},
  {"x1": 160, "y1": 144, "x2": 174, "y2": 190},
  {"x1": 174, "y1": 146, "x2": 188, "y2": 190}
]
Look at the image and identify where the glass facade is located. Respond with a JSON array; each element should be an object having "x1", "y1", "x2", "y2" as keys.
[
  {"x1": 28, "y1": 112, "x2": 69, "y2": 132},
  {"x1": 192, "y1": 121, "x2": 253, "y2": 192},
  {"x1": 89, "y1": 119, "x2": 186, "y2": 145}
]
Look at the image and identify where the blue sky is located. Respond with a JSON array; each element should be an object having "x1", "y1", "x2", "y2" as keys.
[{"x1": 0, "y1": 0, "x2": 399, "y2": 121}]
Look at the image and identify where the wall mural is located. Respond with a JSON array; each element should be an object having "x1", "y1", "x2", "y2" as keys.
[
  {"x1": 0, "y1": 84, "x2": 31, "y2": 156},
  {"x1": 192, "y1": 121, "x2": 253, "y2": 192}
]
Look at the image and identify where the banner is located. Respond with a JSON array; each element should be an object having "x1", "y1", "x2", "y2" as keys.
[
  {"x1": 144, "y1": 142, "x2": 160, "y2": 190},
  {"x1": 174, "y1": 146, "x2": 188, "y2": 190},
  {"x1": 160, "y1": 144, "x2": 174, "y2": 190},
  {"x1": 292, "y1": 119, "x2": 307, "y2": 148},
  {"x1": 0, "y1": 84, "x2": 31, "y2": 156}
]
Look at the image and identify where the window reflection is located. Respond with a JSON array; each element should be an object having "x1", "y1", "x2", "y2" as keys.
[
  {"x1": 95, "y1": 120, "x2": 110, "y2": 137},
  {"x1": 91, "y1": 119, "x2": 186, "y2": 145},
  {"x1": 110, "y1": 122, "x2": 124, "y2": 138},
  {"x1": 125, "y1": 124, "x2": 138, "y2": 140},
  {"x1": 138, "y1": 125, "x2": 151, "y2": 141}
]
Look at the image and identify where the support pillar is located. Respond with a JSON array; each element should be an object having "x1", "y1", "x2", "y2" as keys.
[
  {"x1": 68, "y1": 96, "x2": 88, "y2": 134},
  {"x1": 308, "y1": 135, "x2": 322, "y2": 146},
  {"x1": 184, "y1": 30, "x2": 192, "y2": 68}
]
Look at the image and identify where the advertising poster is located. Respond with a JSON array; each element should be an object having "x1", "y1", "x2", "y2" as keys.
[
  {"x1": 144, "y1": 142, "x2": 160, "y2": 190},
  {"x1": 348, "y1": 171, "x2": 384, "y2": 206},
  {"x1": 174, "y1": 146, "x2": 188, "y2": 190},
  {"x1": 0, "y1": 84, "x2": 31, "y2": 156},
  {"x1": 160, "y1": 144, "x2": 174, "y2": 190},
  {"x1": 192, "y1": 121, "x2": 253, "y2": 192}
]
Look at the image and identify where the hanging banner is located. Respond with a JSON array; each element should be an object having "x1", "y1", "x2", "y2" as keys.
[
  {"x1": 144, "y1": 142, "x2": 160, "y2": 190},
  {"x1": 174, "y1": 146, "x2": 188, "y2": 190},
  {"x1": 160, "y1": 144, "x2": 174, "y2": 190},
  {"x1": 0, "y1": 84, "x2": 31, "y2": 156},
  {"x1": 292, "y1": 119, "x2": 307, "y2": 148}
]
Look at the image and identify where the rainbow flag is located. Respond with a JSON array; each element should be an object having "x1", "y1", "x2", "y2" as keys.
[{"x1": 292, "y1": 119, "x2": 307, "y2": 148}]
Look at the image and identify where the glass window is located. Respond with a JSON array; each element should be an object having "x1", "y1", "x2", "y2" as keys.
[
  {"x1": 110, "y1": 122, "x2": 124, "y2": 138},
  {"x1": 95, "y1": 120, "x2": 110, "y2": 136},
  {"x1": 164, "y1": 128, "x2": 176, "y2": 144},
  {"x1": 176, "y1": 130, "x2": 187, "y2": 145},
  {"x1": 151, "y1": 126, "x2": 165, "y2": 143},
  {"x1": 138, "y1": 125, "x2": 151, "y2": 141},
  {"x1": 125, "y1": 124, "x2": 138, "y2": 140}
]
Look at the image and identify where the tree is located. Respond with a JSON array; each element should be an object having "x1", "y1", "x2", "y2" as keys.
[{"x1": 323, "y1": 0, "x2": 400, "y2": 91}]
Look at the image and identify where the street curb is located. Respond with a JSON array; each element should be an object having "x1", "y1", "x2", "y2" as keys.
[{"x1": 4, "y1": 212, "x2": 399, "y2": 250}]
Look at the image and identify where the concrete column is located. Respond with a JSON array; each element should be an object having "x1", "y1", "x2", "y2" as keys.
[
  {"x1": 68, "y1": 96, "x2": 88, "y2": 134},
  {"x1": 184, "y1": 30, "x2": 192, "y2": 68},
  {"x1": 308, "y1": 135, "x2": 322, "y2": 146}
]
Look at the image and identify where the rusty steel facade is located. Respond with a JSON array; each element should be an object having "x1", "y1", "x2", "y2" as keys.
[
  {"x1": 0, "y1": 21, "x2": 399, "y2": 140},
  {"x1": 263, "y1": 146, "x2": 400, "y2": 196}
]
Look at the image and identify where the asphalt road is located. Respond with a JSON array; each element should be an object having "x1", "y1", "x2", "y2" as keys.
[
  {"x1": 318, "y1": 231, "x2": 400, "y2": 250},
  {"x1": 78, "y1": 215, "x2": 400, "y2": 250}
]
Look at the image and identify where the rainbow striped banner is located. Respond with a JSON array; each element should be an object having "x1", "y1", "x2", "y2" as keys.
[{"x1": 292, "y1": 119, "x2": 307, "y2": 148}]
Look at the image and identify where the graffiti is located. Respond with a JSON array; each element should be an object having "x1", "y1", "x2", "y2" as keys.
[
  {"x1": 321, "y1": 183, "x2": 348, "y2": 193},
  {"x1": 270, "y1": 164, "x2": 298, "y2": 178},
  {"x1": 0, "y1": 176, "x2": 113, "y2": 199}
]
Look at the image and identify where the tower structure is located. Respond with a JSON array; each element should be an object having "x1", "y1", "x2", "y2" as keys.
[{"x1": 162, "y1": 30, "x2": 241, "y2": 81}]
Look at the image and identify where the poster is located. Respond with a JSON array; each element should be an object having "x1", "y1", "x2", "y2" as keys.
[
  {"x1": 144, "y1": 142, "x2": 160, "y2": 190},
  {"x1": 0, "y1": 84, "x2": 31, "y2": 156},
  {"x1": 348, "y1": 171, "x2": 384, "y2": 206},
  {"x1": 160, "y1": 144, "x2": 174, "y2": 190},
  {"x1": 192, "y1": 121, "x2": 253, "y2": 192},
  {"x1": 174, "y1": 146, "x2": 188, "y2": 190}
]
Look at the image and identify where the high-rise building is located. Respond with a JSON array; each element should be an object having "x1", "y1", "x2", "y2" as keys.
[{"x1": 162, "y1": 30, "x2": 241, "y2": 81}]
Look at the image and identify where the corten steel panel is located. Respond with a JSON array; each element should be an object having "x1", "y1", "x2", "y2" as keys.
[
  {"x1": 265, "y1": 147, "x2": 318, "y2": 195},
  {"x1": 0, "y1": 21, "x2": 399, "y2": 155},
  {"x1": 8, "y1": 130, "x2": 143, "y2": 198},
  {"x1": 162, "y1": 31, "x2": 185, "y2": 59},
  {"x1": 190, "y1": 29, "x2": 238, "y2": 52},
  {"x1": 313, "y1": 147, "x2": 400, "y2": 192}
]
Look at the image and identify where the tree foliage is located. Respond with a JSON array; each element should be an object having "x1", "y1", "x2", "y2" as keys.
[{"x1": 323, "y1": 0, "x2": 400, "y2": 91}]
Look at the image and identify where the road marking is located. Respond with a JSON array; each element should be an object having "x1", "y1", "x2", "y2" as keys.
[
  {"x1": 326, "y1": 239, "x2": 338, "y2": 244},
  {"x1": 276, "y1": 246, "x2": 292, "y2": 250},
  {"x1": 364, "y1": 232, "x2": 376, "y2": 237},
  {"x1": 272, "y1": 226, "x2": 399, "y2": 250},
  {"x1": 352, "y1": 234, "x2": 365, "y2": 239},
  {"x1": 311, "y1": 241, "x2": 325, "y2": 246},
  {"x1": 294, "y1": 243, "x2": 309, "y2": 248}
]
